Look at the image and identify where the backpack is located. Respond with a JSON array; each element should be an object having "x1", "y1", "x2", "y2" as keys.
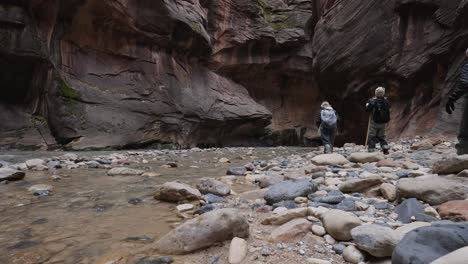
[
  {"x1": 321, "y1": 108, "x2": 337, "y2": 128},
  {"x1": 372, "y1": 98, "x2": 390, "y2": 124}
]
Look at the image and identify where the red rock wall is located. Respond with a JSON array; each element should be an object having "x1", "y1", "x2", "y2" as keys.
[{"x1": 0, "y1": 0, "x2": 467, "y2": 149}]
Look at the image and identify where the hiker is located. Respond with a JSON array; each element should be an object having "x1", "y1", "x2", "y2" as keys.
[
  {"x1": 366, "y1": 87, "x2": 391, "y2": 154},
  {"x1": 446, "y1": 48, "x2": 468, "y2": 154},
  {"x1": 316, "y1": 101, "x2": 338, "y2": 153}
]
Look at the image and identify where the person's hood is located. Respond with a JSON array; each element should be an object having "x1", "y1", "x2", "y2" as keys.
[{"x1": 322, "y1": 106, "x2": 333, "y2": 110}]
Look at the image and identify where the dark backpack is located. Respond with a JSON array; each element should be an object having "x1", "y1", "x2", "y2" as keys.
[{"x1": 372, "y1": 98, "x2": 390, "y2": 124}]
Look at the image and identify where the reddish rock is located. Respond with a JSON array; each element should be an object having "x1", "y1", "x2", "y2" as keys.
[{"x1": 438, "y1": 200, "x2": 468, "y2": 222}]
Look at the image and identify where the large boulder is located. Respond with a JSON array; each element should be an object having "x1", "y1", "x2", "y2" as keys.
[
  {"x1": 311, "y1": 154, "x2": 349, "y2": 166},
  {"x1": 432, "y1": 155, "x2": 468, "y2": 174},
  {"x1": 349, "y1": 152, "x2": 384, "y2": 163},
  {"x1": 392, "y1": 222, "x2": 468, "y2": 264},
  {"x1": 438, "y1": 200, "x2": 468, "y2": 222},
  {"x1": 339, "y1": 176, "x2": 384, "y2": 193},
  {"x1": 351, "y1": 224, "x2": 402, "y2": 257},
  {"x1": 431, "y1": 246, "x2": 468, "y2": 264},
  {"x1": 196, "y1": 178, "x2": 231, "y2": 196},
  {"x1": 154, "y1": 182, "x2": 203, "y2": 202},
  {"x1": 155, "y1": 209, "x2": 249, "y2": 254},
  {"x1": 396, "y1": 175, "x2": 466, "y2": 205},
  {"x1": 268, "y1": 218, "x2": 312, "y2": 242},
  {"x1": 320, "y1": 209, "x2": 362, "y2": 241},
  {"x1": 0, "y1": 168, "x2": 25, "y2": 181},
  {"x1": 264, "y1": 179, "x2": 317, "y2": 205}
]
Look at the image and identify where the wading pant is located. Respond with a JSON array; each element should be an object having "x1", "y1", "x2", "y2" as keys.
[
  {"x1": 367, "y1": 120, "x2": 389, "y2": 151},
  {"x1": 457, "y1": 98, "x2": 468, "y2": 155},
  {"x1": 320, "y1": 124, "x2": 336, "y2": 152}
]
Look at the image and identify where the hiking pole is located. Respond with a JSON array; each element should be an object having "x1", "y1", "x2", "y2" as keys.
[{"x1": 364, "y1": 115, "x2": 371, "y2": 147}]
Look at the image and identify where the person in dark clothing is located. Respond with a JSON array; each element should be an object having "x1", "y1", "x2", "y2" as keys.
[
  {"x1": 366, "y1": 87, "x2": 391, "y2": 155},
  {"x1": 316, "y1": 101, "x2": 338, "y2": 153},
  {"x1": 446, "y1": 48, "x2": 468, "y2": 154}
]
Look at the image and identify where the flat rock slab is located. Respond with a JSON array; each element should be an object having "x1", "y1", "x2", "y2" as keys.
[
  {"x1": 155, "y1": 208, "x2": 249, "y2": 254},
  {"x1": 438, "y1": 200, "x2": 468, "y2": 222},
  {"x1": 432, "y1": 155, "x2": 468, "y2": 174},
  {"x1": 268, "y1": 218, "x2": 311, "y2": 242},
  {"x1": 264, "y1": 179, "x2": 317, "y2": 205},
  {"x1": 107, "y1": 167, "x2": 144, "y2": 176},
  {"x1": 397, "y1": 175, "x2": 466, "y2": 205},
  {"x1": 349, "y1": 152, "x2": 384, "y2": 163},
  {"x1": 311, "y1": 154, "x2": 349, "y2": 166},
  {"x1": 339, "y1": 176, "x2": 383, "y2": 193}
]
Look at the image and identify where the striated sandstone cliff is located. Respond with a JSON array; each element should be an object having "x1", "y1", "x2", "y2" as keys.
[{"x1": 0, "y1": 0, "x2": 467, "y2": 149}]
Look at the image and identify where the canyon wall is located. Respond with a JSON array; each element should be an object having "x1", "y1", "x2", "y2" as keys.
[{"x1": 0, "y1": 0, "x2": 467, "y2": 149}]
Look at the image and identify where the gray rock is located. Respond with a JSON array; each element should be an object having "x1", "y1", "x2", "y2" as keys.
[
  {"x1": 351, "y1": 224, "x2": 402, "y2": 257},
  {"x1": 397, "y1": 175, "x2": 466, "y2": 205},
  {"x1": 226, "y1": 167, "x2": 247, "y2": 176},
  {"x1": 395, "y1": 198, "x2": 425, "y2": 224},
  {"x1": 332, "y1": 244, "x2": 346, "y2": 254},
  {"x1": 154, "y1": 182, "x2": 203, "y2": 202},
  {"x1": 0, "y1": 168, "x2": 25, "y2": 181},
  {"x1": 310, "y1": 190, "x2": 345, "y2": 205},
  {"x1": 432, "y1": 155, "x2": 468, "y2": 174},
  {"x1": 155, "y1": 209, "x2": 249, "y2": 254},
  {"x1": 272, "y1": 200, "x2": 298, "y2": 209},
  {"x1": 196, "y1": 178, "x2": 231, "y2": 196},
  {"x1": 204, "y1": 194, "x2": 227, "y2": 204},
  {"x1": 321, "y1": 209, "x2": 362, "y2": 241},
  {"x1": 392, "y1": 222, "x2": 468, "y2": 264},
  {"x1": 264, "y1": 179, "x2": 317, "y2": 205},
  {"x1": 311, "y1": 154, "x2": 349, "y2": 166},
  {"x1": 194, "y1": 204, "x2": 216, "y2": 215},
  {"x1": 339, "y1": 176, "x2": 384, "y2": 193},
  {"x1": 336, "y1": 198, "x2": 356, "y2": 211}
]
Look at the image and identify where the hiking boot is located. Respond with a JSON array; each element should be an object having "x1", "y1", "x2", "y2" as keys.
[
  {"x1": 383, "y1": 149, "x2": 389, "y2": 155},
  {"x1": 324, "y1": 145, "x2": 332, "y2": 154},
  {"x1": 368, "y1": 148, "x2": 376, "y2": 153}
]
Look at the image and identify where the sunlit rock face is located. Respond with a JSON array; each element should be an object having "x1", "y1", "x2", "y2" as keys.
[{"x1": 1, "y1": 0, "x2": 467, "y2": 149}]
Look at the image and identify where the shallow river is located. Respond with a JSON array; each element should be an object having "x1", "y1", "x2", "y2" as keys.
[{"x1": 0, "y1": 147, "x2": 315, "y2": 264}]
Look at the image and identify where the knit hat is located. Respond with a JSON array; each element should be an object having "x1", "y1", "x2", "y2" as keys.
[
  {"x1": 321, "y1": 101, "x2": 332, "y2": 109},
  {"x1": 375, "y1": 87, "x2": 385, "y2": 97}
]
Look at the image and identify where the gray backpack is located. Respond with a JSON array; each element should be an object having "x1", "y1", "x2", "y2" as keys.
[{"x1": 321, "y1": 108, "x2": 337, "y2": 128}]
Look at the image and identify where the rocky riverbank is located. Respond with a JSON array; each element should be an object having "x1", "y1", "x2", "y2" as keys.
[{"x1": 1, "y1": 137, "x2": 468, "y2": 263}]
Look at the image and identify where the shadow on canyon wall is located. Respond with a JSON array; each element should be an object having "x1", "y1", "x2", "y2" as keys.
[{"x1": 1, "y1": 0, "x2": 467, "y2": 150}]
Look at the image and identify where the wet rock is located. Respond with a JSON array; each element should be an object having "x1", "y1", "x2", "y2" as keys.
[
  {"x1": 268, "y1": 218, "x2": 311, "y2": 242},
  {"x1": 432, "y1": 155, "x2": 468, "y2": 174},
  {"x1": 154, "y1": 182, "x2": 203, "y2": 202},
  {"x1": 392, "y1": 222, "x2": 468, "y2": 264},
  {"x1": 128, "y1": 198, "x2": 143, "y2": 205},
  {"x1": 349, "y1": 152, "x2": 384, "y2": 163},
  {"x1": 124, "y1": 236, "x2": 153, "y2": 244},
  {"x1": 320, "y1": 209, "x2": 362, "y2": 241},
  {"x1": 310, "y1": 190, "x2": 345, "y2": 205},
  {"x1": 438, "y1": 200, "x2": 468, "y2": 222},
  {"x1": 396, "y1": 175, "x2": 466, "y2": 205},
  {"x1": 339, "y1": 176, "x2": 383, "y2": 193},
  {"x1": 204, "y1": 194, "x2": 227, "y2": 204},
  {"x1": 311, "y1": 154, "x2": 349, "y2": 166},
  {"x1": 219, "y1": 157, "x2": 230, "y2": 163},
  {"x1": 28, "y1": 184, "x2": 53, "y2": 196},
  {"x1": 107, "y1": 167, "x2": 144, "y2": 176},
  {"x1": 228, "y1": 237, "x2": 248, "y2": 264},
  {"x1": 176, "y1": 204, "x2": 194, "y2": 212},
  {"x1": 351, "y1": 224, "x2": 402, "y2": 257},
  {"x1": 196, "y1": 178, "x2": 230, "y2": 196},
  {"x1": 380, "y1": 183, "x2": 397, "y2": 201},
  {"x1": 194, "y1": 204, "x2": 215, "y2": 215},
  {"x1": 0, "y1": 168, "x2": 25, "y2": 181},
  {"x1": 395, "y1": 198, "x2": 427, "y2": 224},
  {"x1": 226, "y1": 167, "x2": 247, "y2": 176},
  {"x1": 343, "y1": 245, "x2": 365, "y2": 264},
  {"x1": 272, "y1": 200, "x2": 298, "y2": 209},
  {"x1": 155, "y1": 209, "x2": 249, "y2": 254},
  {"x1": 96, "y1": 159, "x2": 112, "y2": 165},
  {"x1": 135, "y1": 256, "x2": 174, "y2": 264},
  {"x1": 47, "y1": 161, "x2": 62, "y2": 169},
  {"x1": 261, "y1": 208, "x2": 309, "y2": 225},
  {"x1": 431, "y1": 246, "x2": 468, "y2": 264},
  {"x1": 264, "y1": 179, "x2": 317, "y2": 205},
  {"x1": 25, "y1": 159, "x2": 47, "y2": 170}
]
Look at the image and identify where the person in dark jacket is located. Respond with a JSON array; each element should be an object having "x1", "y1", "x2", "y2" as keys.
[
  {"x1": 316, "y1": 101, "x2": 338, "y2": 153},
  {"x1": 366, "y1": 87, "x2": 391, "y2": 154},
  {"x1": 446, "y1": 48, "x2": 468, "y2": 154}
]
